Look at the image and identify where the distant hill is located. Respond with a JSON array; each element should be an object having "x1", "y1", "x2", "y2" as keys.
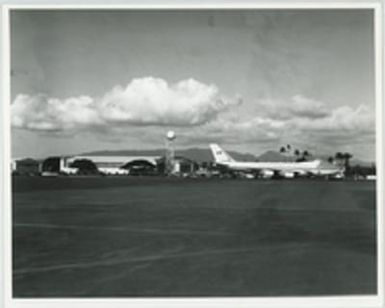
[
  {"x1": 80, "y1": 148, "x2": 257, "y2": 163},
  {"x1": 255, "y1": 151, "x2": 294, "y2": 162},
  {"x1": 80, "y1": 148, "x2": 374, "y2": 166},
  {"x1": 315, "y1": 155, "x2": 374, "y2": 167},
  {"x1": 81, "y1": 149, "x2": 165, "y2": 157},
  {"x1": 350, "y1": 159, "x2": 375, "y2": 168},
  {"x1": 177, "y1": 148, "x2": 257, "y2": 163},
  {"x1": 255, "y1": 151, "x2": 376, "y2": 166}
]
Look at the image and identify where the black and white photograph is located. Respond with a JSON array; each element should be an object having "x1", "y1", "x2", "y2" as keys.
[{"x1": 1, "y1": 2, "x2": 384, "y2": 307}]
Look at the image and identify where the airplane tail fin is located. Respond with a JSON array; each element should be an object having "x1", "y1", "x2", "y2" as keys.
[{"x1": 210, "y1": 144, "x2": 235, "y2": 164}]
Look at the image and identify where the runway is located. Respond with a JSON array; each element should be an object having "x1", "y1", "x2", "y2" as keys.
[{"x1": 12, "y1": 177, "x2": 377, "y2": 297}]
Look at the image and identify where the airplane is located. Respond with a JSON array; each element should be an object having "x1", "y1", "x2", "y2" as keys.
[{"x1": 209, "y1": 144, "x2": 344, "y2": 179}]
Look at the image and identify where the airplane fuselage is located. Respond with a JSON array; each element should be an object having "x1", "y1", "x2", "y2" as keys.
[{"x1": 218, "y1": 160, "x2": 342, "y2": 176}]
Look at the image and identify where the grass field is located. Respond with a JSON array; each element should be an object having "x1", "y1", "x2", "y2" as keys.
[{"x1": 12, "y1": 176, "x2": 377, "y2": 297}]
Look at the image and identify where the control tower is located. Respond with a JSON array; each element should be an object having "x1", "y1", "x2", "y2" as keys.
[{"x1": 165, "y1": 130, "x2": 176, "y2": 174}]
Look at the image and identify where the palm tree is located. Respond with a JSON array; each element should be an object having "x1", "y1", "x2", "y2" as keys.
[
  {"x1": 299, "y1": 150, "x2": 310, "y2": 161},
  {"x1": 292, "y1": 149, "x2": 300, "y2": 162},
  {"x1": 342, "y1": 153, "x2": 353, "y2": 168},
  {"x1": 303, "y1": 150, "x2": 310, "y2": 157},
  {"x1": 341, "y1": 152, "x2": 353, "y2": 177},
  {"x1": 335, "y1": 152, "x2": 343, "y2": 159},
  {"x1": 286, "y1": 144, "x2": 292, "y2": 155},
  {"x1": 335, "y1": 152, "x2": 343, "y2": 164}
]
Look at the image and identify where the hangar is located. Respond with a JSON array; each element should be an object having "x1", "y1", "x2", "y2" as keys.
[
  {"x1": 41, "y1": 155, "x2": 199, "y2": 176},
  {"x1": 60, "y1": 155, "x2": 162, "y2": 175}
]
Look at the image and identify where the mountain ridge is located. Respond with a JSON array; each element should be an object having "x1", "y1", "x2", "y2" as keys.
[
  {"x1": 80, "y1": 148, "x2": 256, "y2": 163},
  {"x1": 80, "y1": 147, "x2": 374, "y2": 166}
]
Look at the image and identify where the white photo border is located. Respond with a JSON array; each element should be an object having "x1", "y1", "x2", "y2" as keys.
[{"x1": 1, "y1": 1, "x2": 384, "y2": 308}]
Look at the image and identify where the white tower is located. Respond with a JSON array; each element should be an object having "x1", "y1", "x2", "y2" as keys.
[{"x1": 165, "y1": 130, "x2": 176, "y2": 174}]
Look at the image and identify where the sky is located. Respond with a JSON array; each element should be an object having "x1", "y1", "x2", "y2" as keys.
[{"x1": 10, "y1": 9, "x2": 376, "y2": 161}]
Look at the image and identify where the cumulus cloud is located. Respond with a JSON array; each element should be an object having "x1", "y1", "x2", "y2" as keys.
[
  {"x1": 289, "y1": 95, "x2": 330, "y2": 118},
  {"x1": 261, "y1": 95, "x2": 330, "y2": 120},
  {"x1": 179, "y1": 115, "x2": 286, "y2": 145},
  {"x1": 12, "y1": 83, "x2": 374, "y2": 158},
  {"x1": 11, "y1": 77, "x2": 241, "y2": 131},
  {"x1": 180, "y1": 97, "x2": 374, "y2": 150},
  {"x1": 12, "y1": 94, "x2": 101, "y2": 131},
  {"x1": 293, "y1": 104, "x2": 374, "y2": 132}
]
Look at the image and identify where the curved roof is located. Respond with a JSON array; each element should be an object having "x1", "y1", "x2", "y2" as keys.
[
  {"x1": 66, "y1": 155, "x2": 161, "y2": 166},
  {"x1": 121, "y1": 160, "x2": 156, "y2": 168}
]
